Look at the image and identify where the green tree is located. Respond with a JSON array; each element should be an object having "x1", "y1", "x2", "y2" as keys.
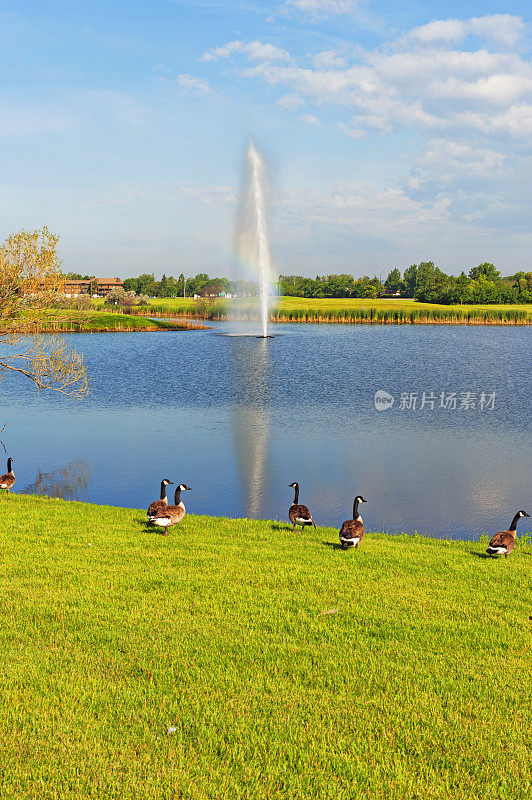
[
  {"x1": 384, "y1": 268, "x2": 403, "y2": 294},
  {"x1": 468, "y1": 262, "x2": 500, "y2": 282},
  {"x1": 123, "y1": 277, "x2": 139, "y2": 293},
  {"x1": 136, "y1": 273, "x2": 156, "y2": 295},
  {"x1": 402, "y1": 264, "x2": 418, "y2": 297}
]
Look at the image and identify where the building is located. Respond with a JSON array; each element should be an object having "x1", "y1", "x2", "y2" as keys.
[
  {"x1": 94, "y1": 278, "x2": 124, "y2": 296},
  {"x1": 62, "y1": 277, "x2": 124, "y2": 297},
  {"x1": 63, "y1": 280, "x2": 91, "y2": 297}
]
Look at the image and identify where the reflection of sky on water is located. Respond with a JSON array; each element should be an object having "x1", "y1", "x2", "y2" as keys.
[{"x1": 0, "y1": 323, "x2": 529, "y2": 539}]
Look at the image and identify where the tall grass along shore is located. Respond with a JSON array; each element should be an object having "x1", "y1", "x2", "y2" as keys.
[
  {"x1": 128, "y1": 297, "x2": 532, "y2": 326},
  {"x1": 1, "y1": 495, "x2": 531, "y2": 799}
]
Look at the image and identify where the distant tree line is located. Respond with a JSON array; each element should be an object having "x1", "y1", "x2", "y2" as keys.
[
  {"x1": 66, "y1": 264, "x2": 532, "y2": 305},
  {"x1": 120, "y1": 273, "x2": 257, "y2": 299},
  {"x1": 279, "y1": 273, "x2": 382, "y2": 299},
  {"x1": 279, "y1": 264, "x2": 532, "y2": 304}
]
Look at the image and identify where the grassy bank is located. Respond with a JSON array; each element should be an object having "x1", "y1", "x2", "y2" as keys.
[
  {"x1": 136, "y1": 297, "x2": 532, "y2": 325},
  {"x1": 2, "y1": 310, "x2": 207, "y2": 333},
  {"x1": 1, "y1": 494, "x2": 531, "y2": 799}
]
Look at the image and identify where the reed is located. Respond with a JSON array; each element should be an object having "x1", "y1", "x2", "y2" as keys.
[{"x1": 91, "y1": 297, "x2": 531, "y2": 326}]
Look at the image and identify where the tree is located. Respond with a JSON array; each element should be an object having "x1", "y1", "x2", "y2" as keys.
[
  {"x1": 402, "y1": 264, "x2": 418, "y2": 297},
  {"x1": 454, "y1": 272, "x2": 471, "y2": 304},
  {"x1": 0, "y1": 227, "x2": 89, "y2": 400},
  {"x1": 135, "y1": 273, "x2": 156, "y2": 296},
  {"x1": 123, "y1": 277, "x2": 139, "y2": 293},
  {"x1": 104, "y1": 287, "x2": 149, "y2": 310},
  {"x1": 468, "y1": 262, "x2": 500, "y2": 282},
  {"x1": 384, "y1": 268, "x2": 403, "y2": 294},
  {"x1": 413, "y1": 262, "x2": 449, "y2": 302}
]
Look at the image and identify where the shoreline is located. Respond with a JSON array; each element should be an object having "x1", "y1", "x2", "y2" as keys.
[{"x1": 13, "y1": 494, "x2": 532, "y2": 545}]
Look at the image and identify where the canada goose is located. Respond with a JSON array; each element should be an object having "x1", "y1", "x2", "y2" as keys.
[
  {"x1": 150, "y1": 484, "x2": 191, "y2": 535},
  {"x1": 339, "y1": 496, "x2": 367, "y2": 549},
  {"x1": 288, "y1": 482, "x2": 316, "y2": 531},
  {"x1": 0, "y1": 458, "x2": 15, "y2": 499},
  {"x1": 486, "y1": 510, "x2": 530, "y2": 558},
  {"x1": 147, "y1": 478, "x2": 174, "y2": 520}
]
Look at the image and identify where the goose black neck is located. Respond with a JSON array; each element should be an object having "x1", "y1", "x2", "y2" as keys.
[
  {"x1": 160, "y1": 481, "x2": 167, "y2": 501},
  {"x1": 353, "y1": 498, "x2": 360, "y2": 518},
  {"x1": 509, "y1": 513, "x2": 521, "y2": 531},
  {"x1": 174, "y1": 488, "x2": 182, "y2": 505},
  {"x1": 293, "y1": 485, "x2": 299, "y2": 504},
  {"x1": 7, "y1": 458, "x2": 12, "y2": 472}
]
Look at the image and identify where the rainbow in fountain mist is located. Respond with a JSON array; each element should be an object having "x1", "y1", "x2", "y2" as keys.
[{"x1": 238, "y1": 138, "x2": 275, "y2": 337}]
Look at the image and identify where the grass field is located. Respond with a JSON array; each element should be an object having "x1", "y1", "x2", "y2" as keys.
[
  {"x1": 2, "y1": 310, "x2": 204, "y2": 334},
  {"x1": 135, "y1": 296, "x2": 532, "y2": 324},
  {"x1": 1, "y1": 495, "x2": 531, "y2": 799}
]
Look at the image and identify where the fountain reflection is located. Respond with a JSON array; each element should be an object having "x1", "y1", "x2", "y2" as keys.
[
  {"x1": 227, "y1": 336, "x2": 271, "y2": 518},
  {"x1": 23, "y1": 461, "x2": 90, "y2": 501}
]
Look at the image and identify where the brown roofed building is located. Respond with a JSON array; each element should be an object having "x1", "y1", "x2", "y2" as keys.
[
  {"x1": 63, "y1": 280, "x2": 91, "y2": 297},
  {"x1": 95, "y1": 278, "x2": 124, "y2": 296}
]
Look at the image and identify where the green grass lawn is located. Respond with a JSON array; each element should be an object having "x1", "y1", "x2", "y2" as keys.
[
  {"x1": 79, "y1": 311, "x2": 199, "y2": 332},
  {"x1": 2, "y1": 310, "x2": 201, "y2": 333},
  {"x1": 1, "y1": 495, "x2": 531, "y2": 799}
]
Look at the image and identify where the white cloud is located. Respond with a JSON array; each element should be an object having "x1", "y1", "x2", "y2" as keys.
[
  {"x1": 300, "y1": 114, "x2": 321, "y2": 125},
  {"x1": 95, "y1": 189, "x2": 146, "y2": 209},
  {"x1": 338, "y1": 122, "x2": 365, "y2": 139},
  {"x1": 407, "y1": 14, "x2": 525, "y2": 48},
  {"x1": 283, "y1": 1, "x2": 363, "y2": 19},
  {"x1": 202, "y1": 40, "x2": 291, "y2": 63},
  {"x1": 416, "y1": 139, "x2": 506, "y2": 179},
  {"x1": 276, "y1": 182, "x2": 454, "y2": 246},
  {"x1": 233, "y1": 18, "x2": 532, "y2": 139},
  {"x1": 175, "y1": 74, "x2": 214, "y2": 95},
  {"x1": 401, "y1": 137, "x2": 532, "y2": 233},
  {"x1": 177, "y1": 179, "x2": 453, "y2": 242},
  {"x1": 180, "y1": 185, "x2": 237, "y2": 206},
  {"x1": 313, "y1": 50, "x2": 347, "y2": 69},
  {"x1": 277, "y1": 93, "x2": 304, "y2": 109},
  {"x1": 171, "y1": 13, "x2": 532, "y2": 269}
]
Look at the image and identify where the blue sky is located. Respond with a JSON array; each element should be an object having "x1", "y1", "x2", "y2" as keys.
[{"x1": 1, "y1": 1, "x2": 530, "y2": 278}]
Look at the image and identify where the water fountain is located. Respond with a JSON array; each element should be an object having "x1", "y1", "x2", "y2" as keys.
[{"x1": 236, "y1": 138, "x2": 275, "y2": 337}]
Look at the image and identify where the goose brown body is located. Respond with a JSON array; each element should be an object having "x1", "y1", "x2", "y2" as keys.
[
  {"x1": 0, "y1": 458, "x2": 15, "y2": 498},
  {"x1": 150, "y1": 484, "x2": 191, "y2": 534},
  {"x1": 486, "y1": 511, "x2": 529, "y2": 558},
  {"x1": 288, "y1": 483, "x2": 316, "y2": 531},
  {"x1": 147, "y1": 478, "x2": 173, "y2": 520},
  {"x1": 339, "y1": 496, "x2": 367, "y2": 549}
]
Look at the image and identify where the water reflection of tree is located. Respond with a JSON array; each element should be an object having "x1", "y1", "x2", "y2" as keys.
[{"x1": 23, "y1": 461, "x2": 90, "y2": 501}]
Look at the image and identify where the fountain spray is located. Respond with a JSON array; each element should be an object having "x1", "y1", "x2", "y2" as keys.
[{"x1": 243, "y1": 138, "x2": 273, "y2": 337}]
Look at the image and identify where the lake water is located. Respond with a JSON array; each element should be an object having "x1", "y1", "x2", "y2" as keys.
[{"x1": 2, "y1": 322, "x2": 530, "y2": 540}]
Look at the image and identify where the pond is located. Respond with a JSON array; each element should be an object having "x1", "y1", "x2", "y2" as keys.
[{"x1": 2, "y1": 322, "x2": 530, "y2": 540}]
